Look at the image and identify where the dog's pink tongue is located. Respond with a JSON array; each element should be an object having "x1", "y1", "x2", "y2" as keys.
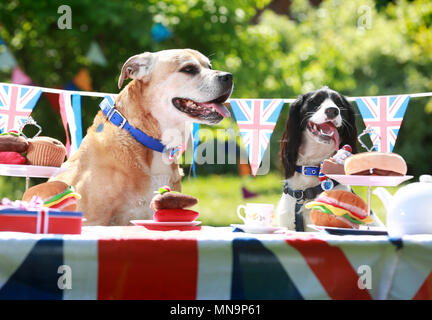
[
  {"x1": 207, "y1": 102, "x2": 231, "y2": 118},
  {"x1": 214, "y1": 104, "x2": 231, "y2": 118},
  {"x1": 320, "y1": 122, "x2": 340, "y2": 150}
]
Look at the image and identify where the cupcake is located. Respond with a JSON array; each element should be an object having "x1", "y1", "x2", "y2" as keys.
[
  {"x1": 26, "y1": 136, "x2": 66, "y2": 167},
  {"x1": 150, "y1": 186, "x2": 199, "y2": 222}
]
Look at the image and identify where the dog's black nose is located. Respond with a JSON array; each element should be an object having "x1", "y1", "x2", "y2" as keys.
[
  {"x1": 325, "y1": 107, "x2": 339, "y2": 119},
  {"x1": 218, "y1": 72, "x2": 233, "y2": 83}
]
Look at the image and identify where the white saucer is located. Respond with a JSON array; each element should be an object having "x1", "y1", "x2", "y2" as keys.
[
  {"x1": 231, "y1": 224, "x2": 285, "y2": 234},
  {"x1": 307, "y1": 224, "x2": 388, "y2": 235},
  {"x1": 130, "y1": 220, "x2": 201, "y2": 227}
]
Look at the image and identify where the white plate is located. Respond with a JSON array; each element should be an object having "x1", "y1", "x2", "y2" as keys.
[
  {"x1": 0, "y1": 164, "x2": 68, "y2": 178},
  {"x1": 326, "y1": 174, "x2": 413, "y2": 187},
  {"x1": 308, "y1": 224, "x2": 388, "y2": 235},
  {"x1": 130, "y1": 220, "x2": 201, "y2": 227},
  {"x1": 231, "y1": 224, "x2": 285, "y2": 234}
]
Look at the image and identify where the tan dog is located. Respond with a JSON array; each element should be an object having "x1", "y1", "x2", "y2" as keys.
[{"x1": 50, "y1": 49, "x2": 233, "y2": 225}]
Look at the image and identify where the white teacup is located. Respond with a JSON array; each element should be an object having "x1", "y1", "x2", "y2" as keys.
[{"x1": 237, "y1": 203, "x2": 274, "y2": 226}]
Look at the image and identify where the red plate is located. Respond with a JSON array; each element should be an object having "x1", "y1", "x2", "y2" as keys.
[
  {"x1": 143, "y1": 225, "x2": 202, "y2": 231},
  {"x1": 130, "y1": 220, "x2": 201, "y2": 231}
]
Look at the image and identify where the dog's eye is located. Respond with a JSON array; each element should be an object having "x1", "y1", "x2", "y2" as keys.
[{"x1": 180, "y1": 65, "x2": 199, "y2": 75}]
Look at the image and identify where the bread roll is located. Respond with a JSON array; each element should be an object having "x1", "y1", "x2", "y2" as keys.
[
  {"x1": 22, "y1": 181, "x2": 79, "y2": 211},
  {"x1": 344, "y1": 152, "x2": 407, "y2": 176},
  {"x1": 23, "y1": 181, "x2": 69, "y2": 202},
  {"x1": 310, "y1": 210, "x2": 354, "y2": 229}
]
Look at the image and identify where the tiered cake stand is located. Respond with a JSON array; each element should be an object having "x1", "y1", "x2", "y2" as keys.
[
  {"x1": 0, "y1": 164, "x2": 67, "y2": 190},
  {"x1": 326, "y1": 174, "x2": 413, "y2": 216}
]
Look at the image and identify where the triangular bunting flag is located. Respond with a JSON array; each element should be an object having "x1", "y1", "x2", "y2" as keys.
[
  {"x1": 43, "y1": 87, "x2": 63, "y2": 113},
  {"x1": 151, "y1": 23, "x2": 173, "y2": 42},
  {"x1": 64, "y1": 81, "x2": 80, "y2": 91},
  {"x1": 85, "y1": 41, "x2": 107, "y2": 66},
  {"x1": 355, "y1": 95, "x2": 410, "y2": 153},
  {"x1": 230, "y1": 99, "x2": 285, "y2": 176},
  {"x1": 73, "y1": 68, "x2": 93, "y2": 91},
  {"x1": 191, "y1": 122, "x2": 200, "y2": 177},
  {"x1": 58, "y1": 93, "x2": 72, "y2": 156},
  {"x1": 69, "y1": 94, "x2": 83, "y2": 156},
  {"x1": 0, "y1": 37, "x2": 17, "y2": 71},
  {"x1": 0, "y1": 84, "x2": 42, "y2": 133},
  {"x1": 11, "y1": 66, "x2": 33, "y2": 85},
  {"x1": 58, "y1": 93, "x2": 83, "y2": 158}
]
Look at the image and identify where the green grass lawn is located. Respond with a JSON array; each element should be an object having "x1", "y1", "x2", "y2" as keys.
[
  {"x1": 182, "y1": 172, "x2": 399, "y2": 227},
  {"x1": 0, "y1": 176, "x2": 27, "y2": 201},
  {"x1": 182, "y1": 172, "x2": 285, "y2": 226},
  {"x1": 1, "y1": 172, "x2": 401, "y2": 227}
]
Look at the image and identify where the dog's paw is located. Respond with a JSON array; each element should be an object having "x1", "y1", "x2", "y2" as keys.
[
  {"x1": 275, "y1": 195, "x2": 296, "y2": 230},
  {"x1": 277, "y1": 213, "x2": 296, "y2": 230},
  {"x1": 178, "y1": 167, "x2": 184, "y2": 177}
]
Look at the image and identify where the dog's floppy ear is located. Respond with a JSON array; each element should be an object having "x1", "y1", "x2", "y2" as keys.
[
  {"x1": 338, "y1": 95, "x2": 358, "y2": 153},
  {"x1": 280, "y1": 94, "x2": 308, "y2": 179},
  {"x1": 118, "y1": 52, "x2": 155, "y2": 89}
]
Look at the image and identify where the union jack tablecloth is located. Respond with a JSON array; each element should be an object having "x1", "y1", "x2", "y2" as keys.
[{"x1": 0, "y1": 226, "x2": 431, "y2": 300}]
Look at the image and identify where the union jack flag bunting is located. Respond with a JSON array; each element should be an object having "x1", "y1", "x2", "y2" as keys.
[
  {"x1": 355, "y1": 95, "x2": 410, "y2": 153},
  {"x1": 230, "y1": 99, "x2": 285, "y2": 176},
  {"x1": 59, "y1": 93, "x2": 84, "y2": 158},
  {"x1": 0, "y1": 84, "x2": 42, "y2": 133}
]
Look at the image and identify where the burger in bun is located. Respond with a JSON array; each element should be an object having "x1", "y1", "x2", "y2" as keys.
[
  {"x1": 305, "y1": 190, "x2": 373, "y2": 229},
  {"x1": 344, "y1": 152, "x2": 407, "y2": 176},
  {"x1": 22, "y1": 181, "x2": 81, "y2": 211}
]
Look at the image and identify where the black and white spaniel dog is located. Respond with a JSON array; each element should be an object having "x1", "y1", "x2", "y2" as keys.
[{"x1": 276, "y1": 86, "x2": 383, "y2": 231}]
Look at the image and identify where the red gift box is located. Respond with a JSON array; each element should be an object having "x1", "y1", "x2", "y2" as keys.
[{"x1": 0, "y1": 209, "x2": 82, "y2": 234}]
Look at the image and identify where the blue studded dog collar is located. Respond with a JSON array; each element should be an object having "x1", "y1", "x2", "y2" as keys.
[
  {"x1": 99, "y1": 96, "x2": 167, "y2": 153},
  {"x1": 295, "y1": 165, "x2": 321, "y2": 176}
]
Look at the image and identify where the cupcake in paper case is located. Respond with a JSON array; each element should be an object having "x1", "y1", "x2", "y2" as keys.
[{"x1": 26, "y1": 136, "x2": 67, "y2": 167}]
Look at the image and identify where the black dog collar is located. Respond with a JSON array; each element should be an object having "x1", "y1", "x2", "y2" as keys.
[{"x1": 283, "y1": 180, "x2": 339, "y2": 232}]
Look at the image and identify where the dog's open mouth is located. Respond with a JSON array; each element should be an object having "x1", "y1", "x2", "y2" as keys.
[
  {"x1": 172, "y1": 92, "x2": 231, "y2": 123},
  {"x1": 307, "y1": 121, "x2": 340, "y2": 148}
]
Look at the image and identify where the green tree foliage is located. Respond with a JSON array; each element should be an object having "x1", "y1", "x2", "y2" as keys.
[{"x1": 0, "y1": 0, "x2": 431, "y2": 181}]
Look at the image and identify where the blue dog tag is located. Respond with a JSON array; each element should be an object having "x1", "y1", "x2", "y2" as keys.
[{"x1": 321, "y1": 179, "x2": 334, "y2": 191}]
